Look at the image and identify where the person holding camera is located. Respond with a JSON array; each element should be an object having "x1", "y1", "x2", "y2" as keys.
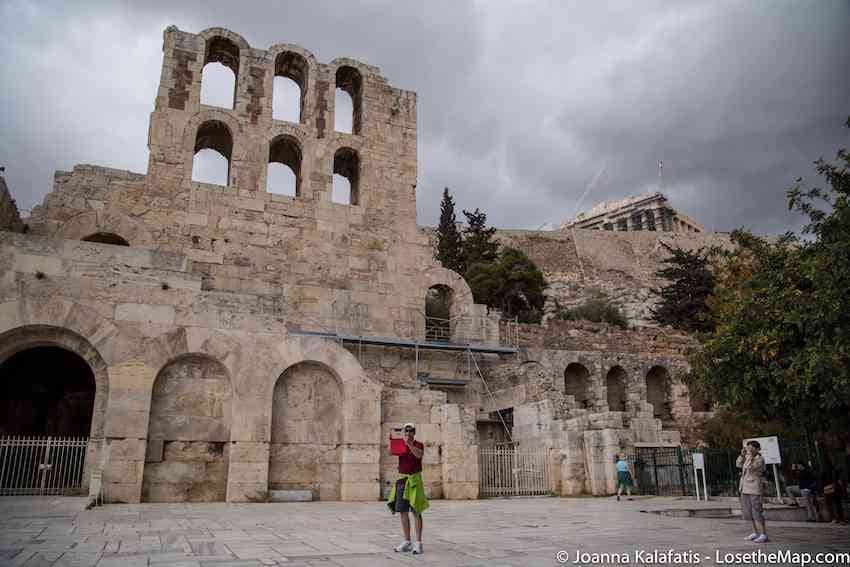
[
  {"x1": 737, "y1": 440, "x2": 768, "y2": 543},
  {"x1": 387, "y1": 422, "x2": 428, "y2": 554}
]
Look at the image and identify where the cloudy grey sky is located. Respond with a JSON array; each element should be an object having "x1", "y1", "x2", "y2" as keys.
[{"x1": 1, "y1": 0, "x2": 848, "y2": 234}]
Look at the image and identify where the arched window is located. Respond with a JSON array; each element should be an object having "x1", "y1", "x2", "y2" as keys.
[
  {"x1": 645, "y1": 365, "x2": 672, "y2": 421},
  {"x1": 192, "y1": 120, "x2": 233, "y2": 186},
  {"x1": 335, "y1": 66, "x2": 362, "y2": 134},
  {"x1": 201, "y1": 37, "x2": 240, "y2": 109},
  {"x1": 273, "y1": 52, "x2": 308, "y2": 123},
  {"x1": 332, "y1": 147, "x2": 359, "y2": 205},
  {"x1": 267, "y1": 135, "x2": 301, "y2": 197},
  {"x1": 425, "y1": 285, "x2": 453, "y2": 342},
  {"x1": 565, "y1": 363, "x2": 590, "y2": 409},
  {"x1": 606, "y1": 366, "x2": 627, "y2": 412},
  {"x1": 82, "y1": 233, "x2": 129, "y2": 246}
]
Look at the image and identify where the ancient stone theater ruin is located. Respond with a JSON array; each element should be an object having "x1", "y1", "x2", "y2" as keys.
[{"x1": 0, "y1": 27, "x2": 724, "y2": 503}]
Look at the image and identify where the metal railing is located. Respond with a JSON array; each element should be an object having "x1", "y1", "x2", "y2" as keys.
[
  {"x1": 479, "y1": 446, "x2": 551, "y2": 497},
  {"x1": 627, "y1": 447, "x2": 695, "y2": 497},
  {"x1": 0, "y1": 436, "x2": 89, "y2": 496}
]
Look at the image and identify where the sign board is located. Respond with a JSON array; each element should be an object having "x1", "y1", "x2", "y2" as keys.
[
  {"x1": 743, "y1": 436, "x2": 781, "y2": 465},
  {"x1": 692, "y1": 453, "x2": 705, "y2": 470}
]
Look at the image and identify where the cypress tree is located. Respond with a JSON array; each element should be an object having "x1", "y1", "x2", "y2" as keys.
[{"x1": 435, "y1": 188, "x2": 464, "y2": 273}]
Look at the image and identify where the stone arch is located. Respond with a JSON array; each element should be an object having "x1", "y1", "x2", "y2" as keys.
[
  {"x1": 197, "y1": 27, "x2": 251, "y2": 52},
  {"x1": 645, "y1": 365, "x2": 672, "y2": 421},
  {"x1": 181, "y1": 109, "x2": 244, "y2": 188},
  {"x1": 82, "y1": 233, "x2": 129, "y2": 246},
  {"x1": 564, "y1": 362, "x2": 591, "y2": 409},
  {"x1": 0, "y1": 323, "x2": 111, "y2": 490},
  {"x1": 198, "y1": 31, "x2": 244, "y2": 110},
  {"x1": 142, "y1": 352, "x2": 233, "y2": 502},
  {"x1": 417, "y1": 265, "x2": 474, "y2": 319},
  {"x1": 425, "y1": 284, "x2": 453, "y2": 342},
  {"x1": 332, "y1": 146, "x2": 360, "y2": 205},
  {"x1": 333, "y1": 65, "x2": 363, "y2": 135},
  {"x1": 55, "y1": 210, "x2": 155, "y2": 248},
  {"x1": 271, "y1": 49, "x2": 311, "y2": 124},
  {"x1": 271, "y1": 336, "x2": 378, "y2": 398},
  {"x1": 269, "y1": 336, "x2": 381, "y2": 501},
  {"x1": 268, "y1": 134, "x2": 302, "y2": 197},
  {"x1": 269, "y1": 360, "x2": 343, "y2": 500},
  {"x1": 605, "y1": 365, "x2": 628, "y2": 412},
  {"x1": 0, "y1": 325, "x2": 109, "y2": 440}
]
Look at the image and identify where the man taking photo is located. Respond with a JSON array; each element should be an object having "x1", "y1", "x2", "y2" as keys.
[{"x1": 388, "y1": 422, "x2": 428, "y2": 554}]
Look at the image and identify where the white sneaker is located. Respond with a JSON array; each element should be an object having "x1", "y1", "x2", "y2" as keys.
[
  {"x1": 753, "y1": 534, "x2": 769, "y2": 544},
  {"x1": 746, "y1": 533, "x2": 759, "y2": 541},
  {"x1": 395, "y1": 540, "x2": 412, "y2": 552},
  {"x1": 412, "y1": 542, "x2": 423, "y2": 555}
]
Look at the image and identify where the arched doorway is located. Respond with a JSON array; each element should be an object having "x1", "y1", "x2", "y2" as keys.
[
  {"x1": 142, "y1": 354, "x2": 232, "y2": 502},
  {"x1": 606, "y1": 366, "x2": 627, "y2": 412},
  {"x1": 0, "y1": 344, "x2": 98, "y2": 495},
  {"x1": 565, "y1": 363, "x2": 591, "y2": 409},
  {"x1": 425, "y1": 284, "x2": 453, "y2": 342},
  {"x1": 269, "y1": 362, "x2": 342, "y2": 500},
  {"x1": 645, "y1": 366, "x2": 672, "y2": 422}
]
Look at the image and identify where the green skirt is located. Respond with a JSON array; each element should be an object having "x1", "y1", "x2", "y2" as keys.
[{"x1": 617, "y1": 471, "x2": 633, "y2": 488}]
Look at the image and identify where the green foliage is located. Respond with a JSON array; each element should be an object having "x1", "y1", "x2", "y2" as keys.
[
  {"x1": 651, "y1": 242, "x2": 716, "y2": 333},
  {"x1": 466, "y1": 247, "x2": 547, "y2": 323},
  {"x1": 690, "y1": 117, "x2": 850, "y2": 438},
  {"x1": 434, "y1": 188, "x2": 464, "y2": 273},
  {"x1": 461, "y1": 207, "x2": 499, "y2": 271},
  {"x1": 687, "y1": 408, "x2": 804, "y2": 448},
  {"x1": 433, "y1": 197, "x2": 547, "y2": 324},
  {"x1": 557, "y1": 299, "x2": 628, "y2": 329}
]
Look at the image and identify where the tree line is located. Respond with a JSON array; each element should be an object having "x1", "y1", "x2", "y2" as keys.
[
  {"x1": 651, "y1": 117, "x2": 850, "y2": 443},
  {"x1": 434, "y1": 188, "x2": 547, "y2": 324}
]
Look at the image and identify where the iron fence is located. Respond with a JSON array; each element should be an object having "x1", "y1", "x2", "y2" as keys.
[
  {"x1": 0, "y1": 436, "x2": 89, "y2": 496},
  {"x1": 479, "y1": 446, "x2": 551, "y2": 497},
  {"x1": 627, "y1": 447, "x2": 695, "y2": 496}
]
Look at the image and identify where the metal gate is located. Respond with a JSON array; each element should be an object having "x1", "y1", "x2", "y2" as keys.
[
  {"x1": 0, "y1": 436, "x2": 89, "y2": 496},
  {"x1": 628, "y1": 446, "x2": 694, "y2": 496},
  {"x1": 479, "y1": 446, "x2": 551, "y2": 497}
]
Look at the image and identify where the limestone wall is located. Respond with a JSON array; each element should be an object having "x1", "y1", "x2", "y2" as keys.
[
  {"x1": 0, "y1": 231, "x2": 481, "y2": 503},
  {"x1": 0, "y1": 176, "x2": 23, "y2": 233},
  {"x1": 21, "y1": 25, "x2": 496, "y2": 344}
]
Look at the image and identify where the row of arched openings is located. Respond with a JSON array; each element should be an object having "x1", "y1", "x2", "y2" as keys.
[
  {"x1": 564, "y1": 363, "x2": 711, "y2": 417},
  {"x1": 192, "y1": 121, "x2": 360, "y2": 204},
  {"x1": 200, "y1": 37, "x2": 362, "y2": 134},
  {"x1": 0, "y1": 340, "x2": 345, "y2": 502}
]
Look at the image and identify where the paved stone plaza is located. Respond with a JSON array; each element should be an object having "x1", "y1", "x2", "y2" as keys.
[{"x1": 1, "y1": 497, "x2": 848, "y2": 566}]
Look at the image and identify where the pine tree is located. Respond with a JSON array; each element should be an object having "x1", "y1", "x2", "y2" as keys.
[
  {"x1": 434, "y1": 188, "x2": 464, "y2": 273},
  {"x1": 461, "y1": 208, "x2": 499, "y2": 271},
  {"x1": 465, "y1": 247, "x2": 547, "y2": 323},
  {"x1": 651, "y1": 242, "x2": 715, "y2": 332}
]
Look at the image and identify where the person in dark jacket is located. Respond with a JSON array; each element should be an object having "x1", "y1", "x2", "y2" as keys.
[
  {"x1": 820, "y1": 454, "x2": 847, "y2": 524},
  {"x1": 786, "y1": 463, "x2": 818, "y2": 522}
]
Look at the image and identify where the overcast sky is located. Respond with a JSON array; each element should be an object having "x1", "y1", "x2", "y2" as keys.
[{"x1": 1, "y1": 0, "x2": 848, "y2": 235}]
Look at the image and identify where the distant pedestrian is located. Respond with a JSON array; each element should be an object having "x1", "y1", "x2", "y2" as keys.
[
  {"x1": 737, "y1": 440, "x2": 768, "y2": 543},
  {"x1": 786, "y1": 463, "x2": 818, "y2": 522},
  {"x1": 388, "y1": 422, "x2": 429, "y2": 554},
  {"x1": 615, "y1": 453, "x2": 634, "y2": 501},
  {"x1": 820, "y1": 453, "x2": 847, "y2": 524}
]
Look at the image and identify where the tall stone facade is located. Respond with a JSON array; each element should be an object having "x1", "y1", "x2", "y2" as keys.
[{"x1": 1, "y1": 26, "x2": 713, "y2": 503}]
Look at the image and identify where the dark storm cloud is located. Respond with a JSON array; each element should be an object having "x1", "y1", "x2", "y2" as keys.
[{"x1": 1, "y1": 0, "x2": 848, "y2": 235}]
